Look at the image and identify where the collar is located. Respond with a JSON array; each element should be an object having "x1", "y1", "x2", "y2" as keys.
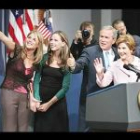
[{"x1": 103, "y1": 49, "x2": 113, "y2": 55}]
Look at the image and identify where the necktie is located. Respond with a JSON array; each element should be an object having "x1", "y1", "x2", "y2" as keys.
[{"x1": 104, "y1": 51, "x2": 110, "y2": 69}]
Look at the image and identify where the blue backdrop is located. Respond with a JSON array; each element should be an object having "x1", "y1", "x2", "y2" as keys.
[
  {"x1": 66, "y1": 72, "x2": 83, "y2": 132},
  {"x1": 0, "y1": 10, "x2": 9, "y2": 132}
]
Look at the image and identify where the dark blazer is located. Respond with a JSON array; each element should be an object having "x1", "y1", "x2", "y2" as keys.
[
  {"x1": 70, "y1": 37, "x2": 98, "y2": 60},
  {"x1": 73, "y1": 45, "x2": 120, "y2": 95},
  {"x1": 133, "y1": 35, "x2": 140, "y2": 58}
]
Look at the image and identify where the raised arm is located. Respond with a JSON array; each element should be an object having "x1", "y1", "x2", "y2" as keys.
[
  {"x1": 93, "y1": 57, "x2": 113, "y2": 87},
  {"x1": 67, "y1": 53, "x2": 76, "y2": 71},
  {"x1": 93, "y1": 57, "x2": 104, "y2": 80},
  {"x1": 0, "y1": 31, "x2": 15, "y2": 51}
]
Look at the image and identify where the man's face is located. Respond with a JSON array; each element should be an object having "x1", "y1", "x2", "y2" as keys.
[
  {"x1": 99, "y1": 29, "x2": 115, "y2": 50},
  {"x1": 114, "y1": 22, "x2": 127, "y2": 35}
]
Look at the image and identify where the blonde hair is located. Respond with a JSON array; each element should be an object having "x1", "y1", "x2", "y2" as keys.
[
  {"x1": 116, "y1": 34, "x2": 136, "y2": 53},
  {"x1": 21, "y1": 29, "x2": 44, "y2": 64}
]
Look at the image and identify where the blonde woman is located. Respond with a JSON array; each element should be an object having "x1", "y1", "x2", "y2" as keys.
[{"x1": 0, "y1": 30, "x2": 44, "y2": 132}]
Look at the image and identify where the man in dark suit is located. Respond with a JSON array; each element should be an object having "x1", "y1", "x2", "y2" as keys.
[{"x1": 67, "y1": 25, "x2": 120, "y2": 132}]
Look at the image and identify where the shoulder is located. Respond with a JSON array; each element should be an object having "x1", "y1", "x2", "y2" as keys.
[
  {"x1": 134, "y1": 55, "x2": 140, "y2": 63},
  {"x1": 112, "y1": 46, "x2": 117, "y2": 51},
  {"x1": 91, "y1": 37, "x2": 99, "y2": 45},
  {"x1": 133, "y1": 35, "x2": 140, "y2": 45},
  {"x1": 15, "y1": 44, "x2": 22, "y2": 52},
  {"x1": 132, "y1": 56, "x2": 140, "y2": 69},
  {"x1": 43, "y1": 53, "x2": 48, "y2": 57},
  {"x1": 83, "y1": 45, "x2": 100, "y2": 52},
  {"x1": 61, "y1": 68, "x2": 71, "y2": 75},
  {"x1": 40, "y1": 53, "x2": 49, "y2": 66},
  {"x1": 133, "y1": 34, "x2": 140, "y2": 41},
  {"x1": 42, "y1": 53, "x2": 49, "y2": 60},
  {"x1": 9, "y1": 44, "x2": 22, "y2": 58}
]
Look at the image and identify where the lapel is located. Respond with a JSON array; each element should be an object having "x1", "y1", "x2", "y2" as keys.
[
  {"x1": 112, "y1": 47, "x2": 119, "y2": 61},
  {"x1": 97, "y1": 47, "x2": 105, "y2": 67}
]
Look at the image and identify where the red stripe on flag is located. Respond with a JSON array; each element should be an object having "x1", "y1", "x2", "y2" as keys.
[
  {"x1": 8, "y1": 9, "x2": 36, "y2": 54},
  {"x1": 25, "y1": 9, "x2": 34, "y2": 31},
  {"x1": 8, "y1": 24, "x2": 20, "y2": 44},
  {"x1": 16, "y1": 16, "x2": 26, "y2": 42},
  {"x1": 37, "y1": 20, "x2": 52, "y2": 40}
]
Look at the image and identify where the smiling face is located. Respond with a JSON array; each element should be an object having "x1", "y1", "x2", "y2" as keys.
[
  {"x1": 118, "y1": 42, "x2": 132, "y2": 61},
  {"x1": 114, "y1": 22, "x2": 127, "y2": 35},
  {"x1": 116, "y1": 34, "x2": 136, "y2": 64},
  {"x1": 99, "y1": 29, "x2": 116, "y2": 50},
  {"x1": 25, "y1": 33, "x2": 39, "y2": 51},
  {"x1": 49, "y1": 33, "x2": 65, "y2": 52}
]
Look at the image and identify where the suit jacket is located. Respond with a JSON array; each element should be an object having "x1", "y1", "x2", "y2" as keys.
[
  {"x1": 133, "y1": 35, "x2": 140, "y2": 58},
  {"x1": 70, "y1": 37, "x2": 98, "y2": 60},
  {"x1": 73, "y1": 45, "x2": 120, "y2": 95},
  {"x1": 97, "y1": 56, "x2": 140, "y2": 87}
]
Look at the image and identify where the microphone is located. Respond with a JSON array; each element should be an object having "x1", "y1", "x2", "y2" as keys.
[{"x1": 123, "y1": 64, "x2": 140, "y2": 75}]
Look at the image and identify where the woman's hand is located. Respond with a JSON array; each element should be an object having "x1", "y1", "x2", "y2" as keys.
[
  {"x1": 29, "y1": 93, "x2": 41, "y2": 112},
  {"x1": 37, "y1": 96, "x2": 58, "y2": 112},
  {"x1": 37, "y1": 102, "x2": 51, "y2": 112}
]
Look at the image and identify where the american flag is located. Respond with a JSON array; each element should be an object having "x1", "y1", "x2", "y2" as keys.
[
  {"x1": 8, "y1": 9, "x2": 34, "y2": 46},
  {"x1": 37, "y1": 20, "x2": 52, "y2": 39},
  {"x1": 8, "y1": 9, "x2": 53, "y2": 47},
  {"x1": 37, "y1": 9, "x2": 53, "y2": 40}
]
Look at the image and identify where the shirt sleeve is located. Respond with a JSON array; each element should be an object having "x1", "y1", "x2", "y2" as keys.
[
  {"x1": 33, "y1": 69, "x2": 41, "y2": 101},
  {"x1": 96, "y1": 68, "x2": 113, "y2": 87},
  {"x1": 8, "y1": 44, "x2": 21, "y2": 59},
  {"x1": 33, "y1": 54, "x2": 47, "y2": 101},
  {"x1": 72, "y1": 48, "x2": 90, "y2": 73},
  {"x1": 55, "y1": 71, "x2": 71, "y2": 100},
  {"x1": 70, "y1": 40, "x2": 83, "y2": 60}
]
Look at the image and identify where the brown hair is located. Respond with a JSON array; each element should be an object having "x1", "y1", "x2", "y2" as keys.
[
  {"x1": 112, "y1": 19, "x2": 125, "y2": 28},
  {"x1": 48, "y1": 30, "x2": 70, "y2": 69},
  {"x1": 80, "y1": 21, "x2": 95, "y2": 31}
]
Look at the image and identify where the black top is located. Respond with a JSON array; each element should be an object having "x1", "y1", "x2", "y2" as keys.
[{"x1": 1, "y1": 45, "x2": 35, "y2": 94}]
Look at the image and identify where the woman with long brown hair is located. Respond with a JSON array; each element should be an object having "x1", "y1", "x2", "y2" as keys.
[{"x1": 33, "y1": 30, "x2": 71, "y2": 132}]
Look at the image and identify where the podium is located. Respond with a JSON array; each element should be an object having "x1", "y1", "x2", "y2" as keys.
[{"x1": 86, "y1": 83, "x2": 140, "y2": 132}]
